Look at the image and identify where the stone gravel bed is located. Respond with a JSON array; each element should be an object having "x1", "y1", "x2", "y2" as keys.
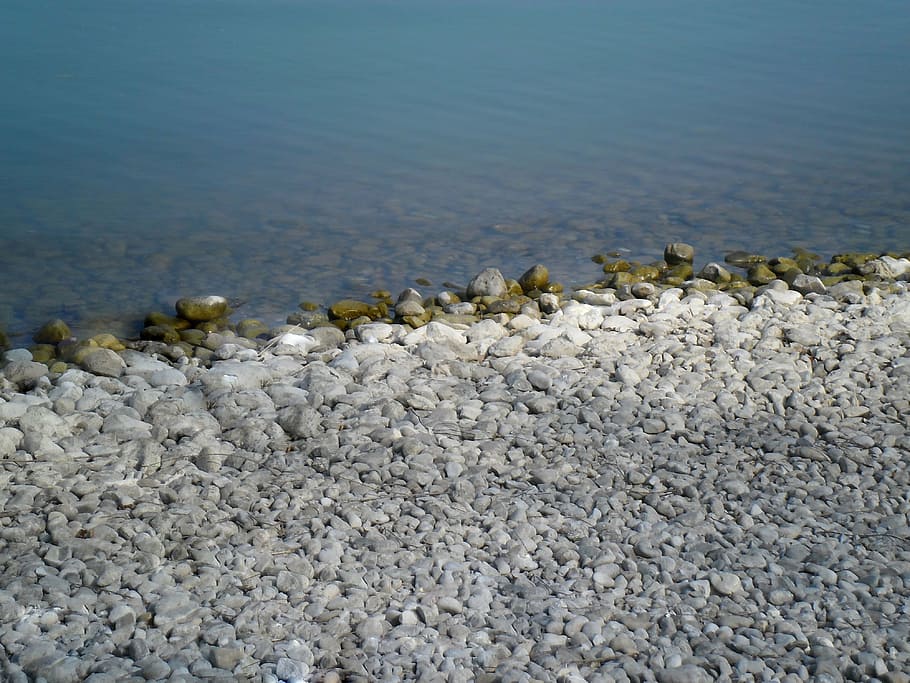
[{"x1": 1, "y1": 280, "x2": 909, "y2": 682}]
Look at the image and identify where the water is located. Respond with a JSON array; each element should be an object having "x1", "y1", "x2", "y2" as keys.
[{"x1": 2, "y1": 0, "x2": 908, "y2": 344}]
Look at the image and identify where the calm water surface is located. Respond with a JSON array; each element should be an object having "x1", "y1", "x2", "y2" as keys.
[{"x1": 1, "y1": 0, "x2": 908, "y2": 342}]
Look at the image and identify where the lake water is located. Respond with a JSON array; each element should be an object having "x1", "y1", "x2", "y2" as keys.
[{"x1": 2, "y1": 0, "x2": 908, "y2": 344}]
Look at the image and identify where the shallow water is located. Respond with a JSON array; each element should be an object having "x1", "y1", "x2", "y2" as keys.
[{"x1": 1, "y1": 0, "x2": 908, "y2": 343}]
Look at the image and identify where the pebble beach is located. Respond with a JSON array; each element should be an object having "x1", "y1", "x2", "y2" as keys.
[{"x1": 1, "y1": 248, "x2": 909, "y2": 682}]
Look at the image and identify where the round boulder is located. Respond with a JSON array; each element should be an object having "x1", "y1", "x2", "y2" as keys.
[
  {"x1": 664, "y1": 243, "x2": 695, "y2": 266},
  {"x1": 175, "y1": 296, "x2": 229, "y2": 322},
  {"x1": 33, "y1": 318, "x2": 71, "y2": 344},
  {"x1": 518, "y1": 264, "x2": 549, "y2": 293},
  {"x1": 467, "y1": 268, "x2": 508, "y2": 299}
]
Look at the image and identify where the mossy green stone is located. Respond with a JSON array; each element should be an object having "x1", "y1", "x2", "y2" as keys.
[
  {"x1": 329, "y1": 299, "x2": 373, "y2": 320},
  {"x1": 34, "y1": 318, "x2": 71, "y2": 344},
  {"x1": 769, "y1": 257, "x2": 800, "y2": 276},
  {"x1": 602, "y1": 259, "x2": 631, "y2": 273},
  {"x1": 518, "y1": 264, "x2": 549, "y2": 293},
  {"x1": 90, "y1": 333, "x2": 126, "y2": 351},
  {"x1": 145, "y1": 312, "x2": 191, "y2": 330},
  {"x1": 175, "y1": 295, "x2": 229, "y2": 322},
  {"x1": 299, "y1": 301, "x2": 320, "y2": 312},
  {"x1": 196, "y1": 321, "x2": 221, "y2": 334},
  {"x1": 832, "y1": 253, "x2": 879, "y2": 271},
  {"x1": 179, "y1": 328, "x2": 206, "y2": 345},
  {"x1": 724, "y1": 251, "x2": 767, "y2": 267},
  {"x1": 0, "y1": 329, "x2": 9, "y2": 351},
  {"x1": 795, "y1": 256, "x2": 819, "y2": 274},
  {"x1": 237, "y1": 319, "x2": 269, "y2": 339},
  {"x1": 747, "y1": 263, "x2": 777, "y2": 285},
  {"x1": 30, "y1": 344, "x2": 56, "y2": 363},
  {"x1": 825, "y1": 262, "x2": 853, "y2": 276},
  {"x1": 631, "y1": 265, "x2": 661, "y2": 280},
  {"x1": 370, "y1": 290, "x2": 391, "y2": 300},
  {"x1": 504, "y1": 279, "x2": 523, "y2": 297},
  {"x1": 664, "y1": 263, "x2": 694, "y2": 281},
  {"x1": 612, "y1": 271, "x2": 644, "y2": 287},
  {"x1": 662, "y1": 276, "x2": 686, "y2": 287},
  {"x1": 542, "y1": 282, "x2": 563, "y2": 293},
  {"x1": 724, "y1": 280, "x2": 752, "y2": 291},
  {"x1": 142, "y1": 325, "x2": 181, "y2": 344}
]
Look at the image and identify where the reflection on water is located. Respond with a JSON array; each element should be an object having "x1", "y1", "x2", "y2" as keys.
[{"x1": 1, "y1": 0, "x2": 908, "y2": 342}]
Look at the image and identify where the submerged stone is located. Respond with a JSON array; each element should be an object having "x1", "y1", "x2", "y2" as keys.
[
  {"x1": 602, "y1": 259, "x2": 631, "y2": 273},
  {"x1": 33, "y1": 318, "x2": 71, "y2": 344},
  {"x1": 145, "y1": 311, "x2": 191, "y2": 330},
  {"x1": 725, "y1": 250, "x2": 767, "y2": 267},
  {"x1": 328, "y1": 299, "x2": 373, "y2": 321}
]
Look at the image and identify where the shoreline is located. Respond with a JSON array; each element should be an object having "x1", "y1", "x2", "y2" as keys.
[
  {"x1": 1, "y1": 244, "x2": 909, "y2": 681},
  {"x1": 2, "y1": 243, "x2": 909, "y2": 367}
]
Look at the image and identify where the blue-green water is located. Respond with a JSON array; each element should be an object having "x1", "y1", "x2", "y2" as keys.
[{"x1": 2, "y1": 0, "x2": 909, "y2": 343}]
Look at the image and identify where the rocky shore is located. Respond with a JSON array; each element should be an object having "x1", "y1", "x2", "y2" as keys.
[{"x1": 1, "y1": 246, "x2": 909, "y2": 682}]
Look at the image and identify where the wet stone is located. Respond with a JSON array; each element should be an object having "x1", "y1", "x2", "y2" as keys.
[
  {"x1": 175, "y1": 295, "x2": 229, "y2": 322},
  {"x1": 664, "y1": 243, "x2": 695, "y2": 265},
  {"x1": 328, "y1": 299, "x2": 373, "y2": 320},
  {"x1": 33, "y1": 318, "x2": 72, "y2": 344},
  {"x1": 518, "y1": 264, "x2": 549, "y2": 292}
]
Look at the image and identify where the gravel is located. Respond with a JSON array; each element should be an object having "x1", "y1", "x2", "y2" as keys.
[{"x1": 1, "y1": 279, "x2": 909, "y2": 682}]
